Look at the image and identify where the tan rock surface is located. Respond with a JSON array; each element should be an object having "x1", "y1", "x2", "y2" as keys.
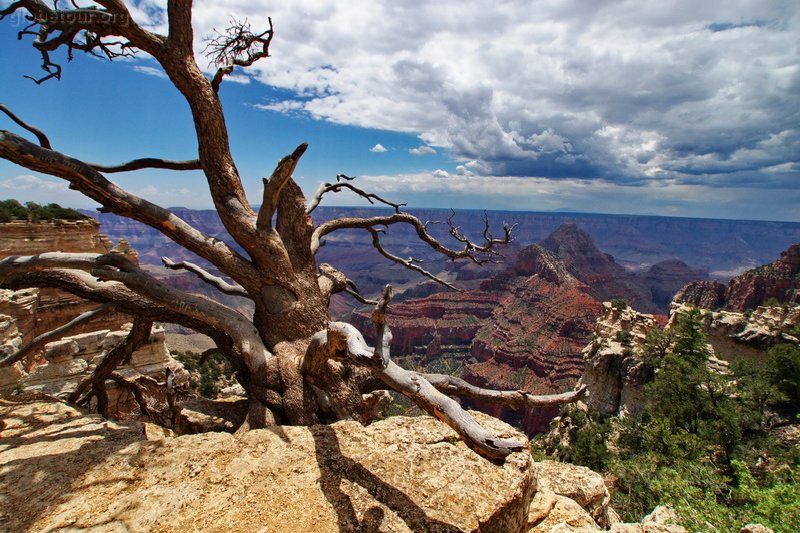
[
  {"x1": 534, "y1": 461, "x2": 611, "y2": 527},
  {"x1": 526, "y1": 494, "x2": 598, "y2": 532},
  {"x1": 0, "y1": 398, "x2": 534, "y2": 533}
]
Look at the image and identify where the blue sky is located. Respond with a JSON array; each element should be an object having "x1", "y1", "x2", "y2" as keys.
[{"x1": 0, "y1": 1, "x2": 798, "y2": 221}]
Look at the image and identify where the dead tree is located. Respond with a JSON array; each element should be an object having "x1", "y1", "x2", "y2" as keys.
[{"x1": 0, "y1": 1, "x2": 584, "y2": 460}]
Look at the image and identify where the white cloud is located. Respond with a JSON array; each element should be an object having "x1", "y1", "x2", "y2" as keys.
[
  {"x1": 114, "y1": 2, "x2": 799, "y2": 219},
  {"x1": 0, "y1": 174, "x2": 95, "y2": 207},
  {"x1": 409, "y1": 145, "x2": 436, "y2": 156},
  {"x1": 132, "y1": 65, "x2": 168, "y2": 79},
  {"x1": 432, "y1": 169, "x2": 449, "y2": 178},
  {"x1": 176, "y1": 0, "x2": 797, "y2": 193},
  {"x1": 0, "y1": 175, "x2": 67, "y2": 191},
  {"x1": 369, "y1": 143, "x2": 387, "y2": 153}
]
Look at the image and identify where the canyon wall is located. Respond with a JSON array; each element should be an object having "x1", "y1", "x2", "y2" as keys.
[{"x1": 675, "y1": 243, "x2": 800, "y2": 312}]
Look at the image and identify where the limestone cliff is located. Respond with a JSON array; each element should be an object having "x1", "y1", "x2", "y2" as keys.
[
  {"x1": 0, "y1": 218, "x2": 114, "y2": 256},
  {"x1": 578, "y1": 300, "x2": 799, "y2": 418},
  {"x1": 0, "y1": 397, "x2": 686, "y2": 533},
  {"x1": 669, "y1": 302, "x2": 800, "y2": 360},
  {"x1": 578, "y1": 302, "x2": 661, "y2": 417},
  {"x1": 0, "y1": 220, "x2": 174, "y2": 417},
  {"x1": 0, "y1": 220, "x2": 138, "y2": 342}
]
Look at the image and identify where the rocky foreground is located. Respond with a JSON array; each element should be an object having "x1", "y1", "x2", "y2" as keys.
[{"x1": 0, "y1": 397, "x2": 685, "y2": 533}]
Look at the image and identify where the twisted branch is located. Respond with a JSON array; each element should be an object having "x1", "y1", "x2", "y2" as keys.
[
  {"x1": 0, "y1": 0, "x2": 152, "y2": 84},
  {"x1": 161, "y1": 256, "x2": 249, "y2": 297},
  {"x1": 0, "y1": 103, "x2": 51, "y2": 148},
  {"x1": 0, "y1": 129, "x2": 257, "y2": 285},
  {"x1": 90, "y1": 158, "x2": 201, "y2": 173},
  {"x1": 206, "y1": 17, "x2": 274, "y2": 92},
  {"x1": 306, "y1": 174, "x2": 407, "y2": 214},
  {"x1": 421, "y1": 374, "x2": 588, "y2": 410},
  {"x1": 312, "y1": 211, "x2": 513, "y2": 261}
]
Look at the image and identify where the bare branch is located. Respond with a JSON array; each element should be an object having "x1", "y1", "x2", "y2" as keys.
[
  {"x1": 257, "y1": 143, "x2": 308, "y2": 234},
  {"x1": 306, "y1": 175, "x2": 407, "y2": 215},
  {"x1": 312, "y1": 211, "x2": 513, "y2": 263},
  {"x1": 344, "y1": 279, "x2": 378, "y2": 305},
  {"x1": 90, "y1": 158, "x2": 201, "y2": 173},
  {"x1": 0, "y1": 252, "x2": 272, "y2": 375},
  {"x1": 1, "y1": 1, "x2": 153, "y2": 84},
  {"x1": 317, "y1": 263, "x2": 378, "y2": 305},
  {"x1": 0, "y1": 103, "x2": 52, "y2": 149},
  {"x1": 161, "y1": 256, "x2": 250, "y2": 298},
  {"x1": 306, "y1": 293, "x2": 527, "y2": 459},
  {"x1": 68, "y1": 318, "x2": 153, "y2": 414},
  {"x1": 368, "y1": 227, "x2": 461, "y2": 291},
  {"x1": 108, "y1": 371, "x2": 156, "y2": 420},
  {"x1": 422, "y1": 374, "x2": 588, "y2": 410},
  {"x1": 0, "y1": 130, "x2": 258, "y2": 284},
  {"x1": 377, "y1": 361, "x2": 526, "y2": 459},
  {"x1": 0, "y1": 302, "x2": 116, "y2": 368},
  {"x1": 206, "y1": 17, "x2": 274, "y2": 92}
]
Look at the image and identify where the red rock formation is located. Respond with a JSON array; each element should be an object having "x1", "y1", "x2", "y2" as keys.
[
  {"x1": 353, "y1": 242, "x2": 604, "y2": 434},
  {"x1": 540, "y1": 223, "x2": 659, "y2": 313},
  {"x1": 675, "y1": 243, "x2": 800, "y2": 312},
  {"x1": 465, "y1": 268, "x2": 602, "y2": 433}
]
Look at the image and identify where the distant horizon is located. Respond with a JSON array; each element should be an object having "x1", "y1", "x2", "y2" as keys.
[{"x1": 74, "y1": 203, "x2": 800, "y2": 226}]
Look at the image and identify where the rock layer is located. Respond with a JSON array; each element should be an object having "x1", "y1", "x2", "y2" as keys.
[{"x1": 675, "y1": 243, "x2": 800, "y2": 312}]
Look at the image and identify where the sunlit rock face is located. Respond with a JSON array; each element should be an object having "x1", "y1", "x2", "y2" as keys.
[{"x1": 1, "y1": 398, "x2": 687, "y2": 533}]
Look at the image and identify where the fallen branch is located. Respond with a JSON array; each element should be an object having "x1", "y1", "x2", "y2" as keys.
[{"x1": 422, "y1": 374, "x2": 587, "y2": 409}]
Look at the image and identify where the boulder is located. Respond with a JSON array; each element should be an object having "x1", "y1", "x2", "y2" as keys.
[{"x1": 533, "y1": 460, "x2": 611, "y2": 528}]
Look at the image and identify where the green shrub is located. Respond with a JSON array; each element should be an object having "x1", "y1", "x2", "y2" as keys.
[{"x1": 0, "y1": 199, "x2": 87, "y2": 222}]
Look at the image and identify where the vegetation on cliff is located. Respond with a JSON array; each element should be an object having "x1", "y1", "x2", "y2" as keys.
[
  {"x1": 0, "y1": 199, "x2": 87, "y2": 223},
  {"x1": 538, "y1": 310, "x2": 800, "y2": 531}
]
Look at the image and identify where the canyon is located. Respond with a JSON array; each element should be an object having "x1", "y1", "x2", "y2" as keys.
[
  {"x1": 83, "y1": 206, "x2": 800, "y2": 290},
  {"x1": 351, "y1": 223, "x2": 711, "y2": 433}
]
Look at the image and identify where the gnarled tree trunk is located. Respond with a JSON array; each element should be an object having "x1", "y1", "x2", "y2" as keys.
[{"x1": 0, "y1": 1, "x2": 584, "y2": 460}]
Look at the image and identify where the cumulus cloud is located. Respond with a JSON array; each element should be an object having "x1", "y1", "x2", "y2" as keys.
[
  {"x1": 0, "y1": 175, "x2": 67, "y2": 191},
  {"x1": 409, "y1": 145, "x2": 436, "y2": 156},
  {"x1": 119, "y1": 2, "x2": 799, "y2": 219},
  {"x1": 369, "y1": 143, "x2": 387, "y2": 153},
  {"x1": 433, "y1": 169, "x2": 449, "y2": 178}
]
